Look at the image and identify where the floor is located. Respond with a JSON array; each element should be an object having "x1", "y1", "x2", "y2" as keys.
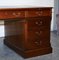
[{"x1": 0, "y1": 31, "x2": 59, "y2": 60}]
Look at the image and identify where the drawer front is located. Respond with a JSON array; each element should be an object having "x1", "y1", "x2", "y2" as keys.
[
  {"x1": 27, "y1": 17, "x2": 51, "y2": 29},
  {"x1": 28, "y1": 30, "x2": 50, "y2": 41},
  {"x1": 26, "y1": 9, "x2": 51, "y2": 17},
  {"x1": 0, "y1": 11, "x2": 25, "y2": 19},
  {"x1": 26, "y1": 39, "x2": 50, "y2": 50},
  {"x1": 26, "y1": 30, "x2": 50, "y2": 50}
]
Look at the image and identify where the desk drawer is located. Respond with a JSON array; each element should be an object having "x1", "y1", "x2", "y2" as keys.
[
  {"x1": 28, "y1": 30, "x2": 50, "y2": 40},
  {"x1": 6, "y1": 11, "x2": 25, "y2": 18},
  {"x1": 0, "y1": 11, "x2": 25, "y2": 19},
  {"x1": 27, "y1": 17, "x2": 51, "y2": 28},
  {"x1": 26, "y1": 9, "x2": 51, "y2": 17}
]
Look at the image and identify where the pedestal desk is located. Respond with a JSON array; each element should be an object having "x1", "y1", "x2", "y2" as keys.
[{"x1": 0, "y1": 7, "x2": 52, "y2": 58}]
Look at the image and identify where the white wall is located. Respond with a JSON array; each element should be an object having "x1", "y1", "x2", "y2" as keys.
[
  {"x1": 0, "y1": 0, "x2": 54, "y2": 37},
  {"x1": 0, "y1": 25, "x2": 4, "y2": 37},
  {"x1": 51, "y1": 0, "x2": 58, "y2": 31},
  {"x1": 0, "y1": 0, "x2": 54, "y2": 7}
]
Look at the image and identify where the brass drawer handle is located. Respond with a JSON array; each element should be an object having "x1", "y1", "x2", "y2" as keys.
[
  {"x1": 35, "y1": 31, "x2": 42, "y2": 35},
  {"x1": 34, "y1": 41, "x2": 40, "y2": 45},
  {"x1": 36, "y1": 11, "x2": 43, "y2": 16},
  {"x1": 35, "y1": 21, "x2": 42, "y2": 25},
  {"x1": 12, "y1": 12, "x2": 21, "y2": 17},
  {"x1": 34, "y1": 41, "x2": 42, "y2": 46}
]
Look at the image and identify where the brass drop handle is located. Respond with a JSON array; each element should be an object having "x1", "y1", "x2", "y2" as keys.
[
  {"x1": 36, "y1": 11, "x2": 43, "y2": 16},
  {"x1": 34, "y1": 41, "x2": 40, "y2": 45},
  {"x1": 35, "y1": 31, "x2": 42, "y2": 35},
  {"x1": 34, "y1": 41, "x2": 42, "y2": 46},
  {"x1": 12, "y1": 12, "x2": 21, "y2": 17},
  {"x1": 35, "y1": 21, "x2": 42, "y2": 25}
]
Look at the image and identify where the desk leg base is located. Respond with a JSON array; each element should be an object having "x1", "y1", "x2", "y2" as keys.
[{"x1": 4, "y1": 39, "x2": 52, "y2": 58}]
